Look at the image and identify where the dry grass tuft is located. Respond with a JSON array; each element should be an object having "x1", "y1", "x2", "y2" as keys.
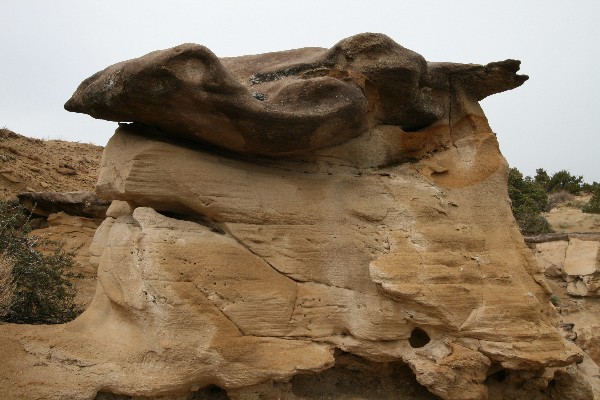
[{"x1": 547, "y1": 191, "x2": 575, "y2": 211}]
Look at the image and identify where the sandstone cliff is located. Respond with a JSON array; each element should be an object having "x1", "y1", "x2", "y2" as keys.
[{"x1": 1, "y1": 33, "x2": 595, "y2": 399}]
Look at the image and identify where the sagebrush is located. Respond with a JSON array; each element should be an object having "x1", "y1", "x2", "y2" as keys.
[{"x1": 0, "y1": 200, "x2": 81, "y2": 324}]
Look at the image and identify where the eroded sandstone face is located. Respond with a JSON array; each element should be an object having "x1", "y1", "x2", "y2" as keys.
[{"x1": 0, "y1": 33, "x2": 593, "y2": 400}]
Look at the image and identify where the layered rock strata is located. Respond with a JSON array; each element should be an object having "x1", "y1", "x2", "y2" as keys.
[
  {"x1": 533, "y1": 235, "x2": 600, "y2": 297},
  {"x1": 529, "y1": 233, "x2": 600, "y2": 397},
  {"x1": 1, "y1": 33, "x2": 593, "y2": 399}
]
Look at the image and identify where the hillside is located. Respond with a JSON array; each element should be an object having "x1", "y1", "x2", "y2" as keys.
[
  {"x1": 545, "y1": 194, "x2": 600, "y2": 233},
  {"x1": 0, "y1": 128, "x2": 102, "y2": 199}
]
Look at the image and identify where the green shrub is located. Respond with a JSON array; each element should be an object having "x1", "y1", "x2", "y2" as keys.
[
  {"x1": 582, "y1": 188, "x2": 600, "y2": 214},
  {"x1": 508, "y1": 168, "x2": 553, "y2": 236},
  {"x1": 582, "y1": 181, "x2": 600, "y2": 193},
  {"x1": 512, "y1": 209, "x2": 554, "y2": 236},
  {"x1": 534, "y1": 168, "x2": 550, "y2": 190},
  {"x1": 508, "y1": 168, "x2": 549, "y2": 213},
  {"x1": 546, "y1": 170, "x2": 584, "y2": 194},
  {"x1": 0, "y1": 200, "x2": 81, "y2": 324},
  {"x1": 534, "y1": 168, "x2": 585, "y2": 194}
]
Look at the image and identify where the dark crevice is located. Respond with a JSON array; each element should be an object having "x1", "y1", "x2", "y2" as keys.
[
  {"x1": 249, "y1": 60, "x2": 336, "y2": 85},
  {"x1": 157, "y1": 210, "x2": 225, "y2": 235},
  {"x1": 95, "y1": 393, "x2": 131, "y2": 400},
  {"x1": 119, "y1": 122, "x2": 300, "y2": 166},
  {"x1": 95, "y1": 384, "x2": 229, "y2": 400},
  {"x1": 487, "y1": 368, "x2": 507, "y2": 383},
  {"x1": 408, "y1": 327, "x2": 430, "y2": 348},
  {"x1": 191, "y1": 385, "x2": 230, "y2": 399},
  {"x1": 291, "y1": 352, "x2": 440, "y2": 399},
  {"x1": 447, "y1": 77, "x2": 459, "y2": 152}
]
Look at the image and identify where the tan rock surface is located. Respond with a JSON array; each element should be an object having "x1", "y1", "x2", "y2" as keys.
[
  {"x1": 530, "y1": 234, "x2": 600, "y2": 397},
  {"x1": 565, "y1": 239, "x2": 600, "y2": 276},
  {"x1": 536, "y1": 240, "x2": 568, "y2": 277},
  {"x1": 531, "y1": 236, "x2": 600, "y2": 299},
  {"x1": 1, "y1": 34, "x2": 593, "y2": 399}
]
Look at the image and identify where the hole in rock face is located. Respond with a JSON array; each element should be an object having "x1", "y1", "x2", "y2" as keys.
[
  {"x1": 95, "y1": 384, "x2": 230, "y2": 400},
  {"x1": 94, "y1": 393, "x2": 131, "y2": 400},
  {"x1": 191, "y1": 385, "x2": 230, "y2": 399},
  {"x1": 291, "y1": 352, "x2": 440, "y2": 399},
  {"x1": 408, "y1": 327, "x2": 430, "y2": 348},
  {"x1": 488, "y1": 369, "x2": 507, "y2": 383}
]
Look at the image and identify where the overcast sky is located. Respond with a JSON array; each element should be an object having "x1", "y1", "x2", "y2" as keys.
[{"x1": 1, "y1": 1, "x2": 598, "y2": 181}]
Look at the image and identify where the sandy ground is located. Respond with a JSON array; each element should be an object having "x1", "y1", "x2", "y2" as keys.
[{"x1": 544, "y1": 194, "x2": 600, "y2": 233}]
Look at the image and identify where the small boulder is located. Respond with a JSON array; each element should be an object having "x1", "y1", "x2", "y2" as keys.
[{"x1": 565, "y1": 239, "x2": 599, "y2": 276}]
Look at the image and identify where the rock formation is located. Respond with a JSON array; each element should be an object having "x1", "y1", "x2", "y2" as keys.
[
  {"x1": 528, "y1": 232, "x2": 600, "y2": 398},
  {"x1": 18, "y1": 191, "x2": 110, "y2": 220},
  {"x1": 1, "y1": 33, "x2": 596, "y2": 399}
]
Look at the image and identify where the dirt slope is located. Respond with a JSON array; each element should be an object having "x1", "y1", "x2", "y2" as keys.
[
  {"x1": 544, "y1": 194, "x2": 600, "y2": 233},
  {"x1": 0, "y1": 128, "x2": 104, "y2": 309},
  {"x1": 0, "y1": 128, "x2": 102, "y2": 200}
]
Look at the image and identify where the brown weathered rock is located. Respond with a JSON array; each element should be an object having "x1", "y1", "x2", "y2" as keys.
[
  {"x1": 17, "y1": 191, "x2": 110, "y2": 219},
  {"x1": 65, "y1": 33, "x2": 526, "y2": 157},
  {"x1": 2, "y1": 34, "x2": 591, "y2": 400}
]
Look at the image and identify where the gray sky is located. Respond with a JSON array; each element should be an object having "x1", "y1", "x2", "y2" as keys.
[{"x1": 1, "y1": 1, "x2": 599, "y2": 182}]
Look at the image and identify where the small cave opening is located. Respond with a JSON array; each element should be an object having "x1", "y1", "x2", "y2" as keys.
[
  {"x1": 487, "y1": 368, "x2": 507, "y2": 383},
  {"x1": 157, "y1": 210, "x2": 225, "y2": 235},
  {"x1": 290, "y1": 352, "x2": 440, "y2": 399},
  {"x1": 95, "y1": 384, "x2": 229, "y2": 400},
  {"x1": 191, "y1": 384, "x2": 230, "y2": 400},
  {"x1": 408, "y1": 327, "x2": 430, "y2": 348},
  {"x1": 94, "y1": 393, "x2": 131, "y2": 400}
]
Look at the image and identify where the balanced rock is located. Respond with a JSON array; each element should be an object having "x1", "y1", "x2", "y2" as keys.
[{"x1": 1, "y1": 33, "x2": 592, "y2": 400}]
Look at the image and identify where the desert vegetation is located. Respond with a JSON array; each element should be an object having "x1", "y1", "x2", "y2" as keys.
[
  {"x1": 0, "y1": 200, "x2": 81, "y2": 324},
  {"x1": 582, "y1": 186, "x2": 600, "y2": 214},
  {"x1": 508, "y1": 167, "x2": 600, "y2": 235}
]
